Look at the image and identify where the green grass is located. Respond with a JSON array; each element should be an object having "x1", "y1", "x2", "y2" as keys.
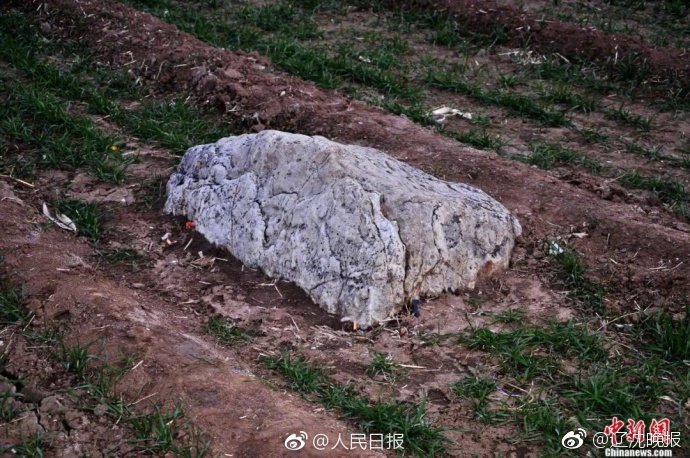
[
  {"x1": 516, "y1": 399, "x2": 575, "y2": 453},
  {"x1": 129, "y1": 403, "x2": 210, "y2": 456},
  {"x1": 604, "y1": 105, "x2": 653, "y2": 131},
  {"x1": 54, "y1": 199, "x2": 107, "y2": 243},
  {"x1": 461, "y1": 322, "x2": 606, "y2": 382},
  {"x1": 366, "y1": 352, "x2": 400, "y2": 381},
  {"x1": 119, "y1": 99, "x2": 231, "y2": 153},
  {"x1": 567, "y1": 365, "x2": 648, "y2": 423},
  {"x1": 59, "y1": 341, "x2": 96, "y2": 380},
  {"x1": 263, "y1": 352, "x2": 450, "y2": 456},
  {"x1": 447, "y1": 129, "x2": 503, "y2": 151},
  {"x1": 204, "y1": 315, "x2": 254, "y2": 346},
  {"x1": 464, "y1": 321, "x2": 606, "y2": 360},
  {"x1": 139, "y1": 175, "x2": 168, "y2": 210},
  {"x1": 543, "y1": 85, "x2": 599, "y2": 113},
  {"x1": 451, "y1": 376, "x2": 496, "y2": 412},
  {"x1": 620, "y1": 172, "x2": 688, "y2": 212},
  {"x1": 426, "y1": 71, "x2": 570, "y2": 127},
  {"x1": 525, "y1": 142, "x2": 604, "y2": 173},
  {"x1": 636, "y1": 309, "x2": 690, "y2": 363},
  {"x1": 0, "y1": 80, "x2": 130, "y2": 183},
  {"x1": 492, "y1": 309, "x2": 526, "y2": 324},
  {"x1": 0, "y1": 286, "x2": 29, "y2": 325},
  {"x1": 0, "y1": 12, "x2": 233, "y2": 173},
  {"x1": 553, "y1": 250, "x2": 606, "y2": 312},
  {"x1": 0, "y1": 390, "x2": 18, "y2": 422},
  {"x1": 98, "y1": 248, "x2": 145, "y2": 271},
  {"x1": 4, "y1": 435, "x2": 47, "y2": 458}
]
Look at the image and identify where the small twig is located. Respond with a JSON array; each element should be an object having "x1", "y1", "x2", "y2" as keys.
[
  {"x1": 129, "y1": 391, "x2": 157, "y2": 407},
  {"x1": 0, "y1": 174, "x2": 35, "y2": 188},
  {"x1": 599, "y1": 304, "x2": 653, "y2": 331},
  {"x1": 128, "y1": 359, "x2": 144, "y2": 373},
  {"x1": 273, "y1": 284, "x2": 283, "y2": 298},
  {"x1": 290, "y1": 316, "x2": 300, "y2": 332},
  {"x1": 22, "y1": 314, "x2": 35, "y2": 332},
  {"x1": 9, "y1": 414, "x2": 30, "y2": 424}
]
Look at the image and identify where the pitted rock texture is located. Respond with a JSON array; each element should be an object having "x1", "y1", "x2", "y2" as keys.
[{"x1": 165, "y1": 131, "x2": 521, "y2": 326}]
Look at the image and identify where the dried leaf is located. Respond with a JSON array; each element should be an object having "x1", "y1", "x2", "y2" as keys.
[{"x1": 42, "y1": 202, "x2": 77, "y2": 233}]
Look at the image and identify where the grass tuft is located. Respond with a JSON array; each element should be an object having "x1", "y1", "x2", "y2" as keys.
[
  {"x1": 452, "y1": 376, "x2": 496, "y2": 412},
  {"x1": 205, "y1": 315, "x2": 255, "y2": 346},
  {"x1": 553, "y1": 250, "x2": 606, "y2": 312},
  {"x1": 0, "y1": 286, "x2": 29, "y2": 325},
  {"x1": 447, "y1": 129, "x2": 504, "y2": 151},
  {"x1": 366, "y1": 352, "x2": 400, "y2": 381},
  {"x1": 55, "y1": 199, "x2": 107, "y2": 243},
  {"x1": 637, "y1": 309, "x2": 690, "y2": 364},
  {"x1": 525, "y1": 142, "x2": 604, "y2": 173},
  {"x1": 0, "y1": 391, "x2": 18, "y2": 422},
  {"x1": 263, "y1": 352, "x2": 450, "y2": 455},
  {"x1": 59, "y1": 341, "x2": 96, "y2": 380},
  {"x1": 97, "y1": 248, "x2": 145, "y2": 272},
  {"x1": 604, "y1": 105, "x2": 653, "y2": 131},
  {"x1": 620, "y1": 172, "x2": 688, "y2": 212}
]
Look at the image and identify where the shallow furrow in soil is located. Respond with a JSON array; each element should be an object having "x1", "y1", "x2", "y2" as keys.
[{"x1": 386, "y1": 0, "x2": 690, "y2": 98}]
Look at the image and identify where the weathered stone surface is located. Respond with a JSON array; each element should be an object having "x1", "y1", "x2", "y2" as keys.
[{"x1": 165, "y1": 131, "x2": 521, "y2": 326}]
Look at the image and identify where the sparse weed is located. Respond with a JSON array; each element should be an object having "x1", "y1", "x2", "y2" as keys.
[
  {"x1": 604, "y1": 105, "x2": 653, "y2": 131},
  {"x1": 492, "y1": 309, "x2": 526, "y2": 324},
  {"x1": 526, "y1": 142, "x2": 604, "y2": 173},
  {"x1": 5, "y1": 435, "x2": 47, "y2": 458},
  {"x1": 553, "y1": 250, "x2": 606, "y2": 312},
  {"x1": 516, "y1": 399, "x2": 575, "y2": 453},
  {"x1": 59, "y1": 341, "x2": 96, "y2": 380},
  {"x1": 448, "y1": 129, "x2": 504, "y2": 151},
  {"x1": 426, "y1": 71, "x2": 570, "y2": 126},
  {"x1": 452, "y1": 377, "x2": 496, "y2": 411},
  {"x1": 366, "y1": 352, "x2": 399, "y2": 381},
  {"x1": 379, "y1": 98, "x2": 434, "y2": 125},
  {"x1": 205, "y1": 315, "x2": 255, "y2": 346},
  {"x1": 0, "y1": 390, "x2": 17, "y2": 422},
  {"x1": 55, "y1": 199, "x2": 107, "y2": 243},
  {"x1": 544, "y1": 85, "x2": 599, "y2": 113},
  {"x1": 621, "y1": 171, "x2": 690, "y2": 220},
  {"x1": 130, "y1": 404, "x2": 179, "y2": 452},
  {"x1": 140, "y1": 175, "x2": 168, "y2": 210},
  {"x1": 580, "y1": 128, "x2": 609, "y2": 144},
  {"x1": 98, "y1": 248, "x2": 145, "y2": 271},
  {"x1": 263, "y1": 352, "x2": 450, "y2": 455},
  {"x1": 0, "y1": 286, "x2": 28, "y2": 325},
  {"x1": 499, "y1": 74, "x2": 519, "y2": 88},
  {"x1": 471, "y1": 114, "x2": 492, "y2": 128},
  {"x1": 636, "y1": 309, "x2": 690, "y2": 364}
]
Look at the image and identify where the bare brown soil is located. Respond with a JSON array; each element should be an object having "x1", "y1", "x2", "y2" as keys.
[{"x1": 1, "y1": 0, "x2": 689, "y2": 456}]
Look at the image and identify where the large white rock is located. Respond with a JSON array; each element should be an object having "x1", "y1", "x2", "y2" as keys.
[{"x1": 165, "y1": 131, "x2": 521, "y2": 326}]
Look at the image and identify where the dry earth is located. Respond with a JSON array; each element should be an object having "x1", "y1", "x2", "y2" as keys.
[{"x1": 0, "y1": 0, "x2": 689, "y2": 457}]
